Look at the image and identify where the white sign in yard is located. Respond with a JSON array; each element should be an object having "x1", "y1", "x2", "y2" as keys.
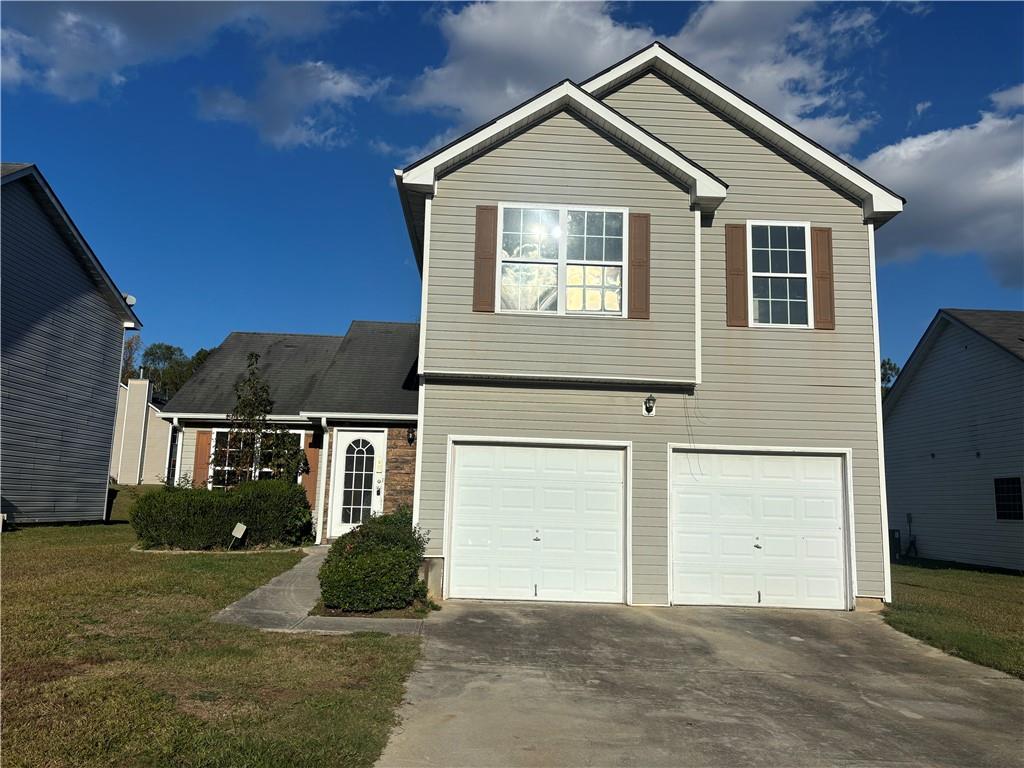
[{"x1": 232, "y1": 523, "x2": 247, "y2": 539}]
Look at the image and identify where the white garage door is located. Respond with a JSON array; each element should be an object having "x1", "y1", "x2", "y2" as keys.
[
  {"x1": 449, "y1": 443, "x2": 625, "y2": 603},
  {"x1": 670, "y1": 451, "x2": 848, "y2": 609}
]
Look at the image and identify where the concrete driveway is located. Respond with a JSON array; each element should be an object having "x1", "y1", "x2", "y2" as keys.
[{"x1": 379, "y1": 601, "x2": 1023, "y2": 768}]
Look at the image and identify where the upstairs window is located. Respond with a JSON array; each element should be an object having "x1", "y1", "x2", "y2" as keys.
[
  {"x1": 994, "y1": 477, "x2": 1023, "y2": 521},
  {"x1": 498, "y1": 204, "x2": 627, "y2": 316},
  {"x1": 748, "y1": 222, "x2": 813, "y2": 328}
]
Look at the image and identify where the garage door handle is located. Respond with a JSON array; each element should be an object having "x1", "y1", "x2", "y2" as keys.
[
  {"x1": 532, "y1": 536, "x2": 541, "y2": 542},
  {"x1": 753, "y1": 543, "x2": 762, "y2": 549}
]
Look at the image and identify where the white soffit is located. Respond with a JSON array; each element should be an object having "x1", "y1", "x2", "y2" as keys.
[
  {"x1": 583, "y1": 43, "x2": 905, "y2": 223},
  {"x1": 401, "y1": 80, "x2": 728, "y2": 213}
]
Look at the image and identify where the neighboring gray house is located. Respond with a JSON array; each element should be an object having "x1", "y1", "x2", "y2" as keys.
[
  {"x1": 396, "y1": 42, "x2": 904, "y2": 609},
  {"x1": 161, "y1": 321, "x2": 419, "y2": 544},
  {"x1": 884, "y1": 309, "x2": 1024, "y2": 571},
  {"x1": 1, "y1": 163, "x2": 141, "y2": 523},
  {"x1": 109, "y1": 379, "x2": 173, "y2": 486}
]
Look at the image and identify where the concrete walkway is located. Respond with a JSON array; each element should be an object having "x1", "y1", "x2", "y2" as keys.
[{"x1": 212, "y1": 546, "x2": 423, "y2": 636}]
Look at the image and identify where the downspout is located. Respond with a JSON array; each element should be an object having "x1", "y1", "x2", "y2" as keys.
[{"x1": 315, "y1": 416, "x2": 330, "y2": 544}]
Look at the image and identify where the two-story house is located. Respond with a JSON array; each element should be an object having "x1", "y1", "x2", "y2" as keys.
[{"x1": 396, "y1": 42, "x2": 904, "y2": 609}]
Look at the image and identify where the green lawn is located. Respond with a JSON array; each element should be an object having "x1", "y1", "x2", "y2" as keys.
[
  {"x1": 1, "y1": 496, "x2": 420, "y2": 768},
  {"x1": 885, "y1": 561, "x2": 1024, "y2": 678}
]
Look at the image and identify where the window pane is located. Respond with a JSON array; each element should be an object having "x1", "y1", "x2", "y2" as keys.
[
  {"x1": 789, "y1": 250, "x2": 806, "y2": 274},
  {"x1": 769, "y1": 226, "x2": 787, "y2": 248},
  {"x1": 788, "y1": 226, "x2": 805, "y2": 249},
  {"x1": 585, "y1": 288, "x2": 603, "y2": 311},
  {"x1": 770, "y1": 250, "x2": 788, "y2": 273},
  {"x1": 605, "y1": 287, "x2": 621, "y2": 312},
  {"x1": 567, "y1": 235, "x2": 584, "y2": 260},
  {"x1": 523, "y1": 208, "x2": 541, "y2": 231},
  {"x1": 605, "y1": 266, "x2": 622, "y2": 286},
  {"x1": 585, "y1": 236, "x2": 604, "y2": 261},
  {"x1": 751, "y1": 225, "x2": 769, "y2": 249},
  {"x1": 500, "y1": 263, "x2": 558, "y2": 312},
  {"x1": 769, "y1": 277, "x2": 788, "y2": 299},
  {"x1": 752, "y1": 250, "x2": 770, "y2": 273},
  {"x1": 755, "y1": 299, "x2": 771, "y2": 323},
  {"x1": 605, "y1": 212, "x2": 623, "y2": 236},
  {"x1": 753, "y1": 277, "x2": 769, "y2": 298},
  {"x1": 585, "y1": 266, "x2": 604, "y2": 286},
  {"x1": 566, "y1": 287, "x2": 584, "y2": 312},
  {"x1": 586, "y1": 210, "x2": 604, "y2": 235},
  {"x1": 604, "y1": 236, "x2": 622, "y2": 262},
  {"x1": 770, "y1": 300, "x2": 789, "y2": 324},
  {"x1": 503, "y1": 207, "x2": 522, "y2": 233},
  {"x1": 789, "y1": 301, "x2": 808, "y2": 326},
  {"x1": 788, "y1": 277, "x2": 807, "y2": 300},
  {"x1": 567, "y1": 210, "x2": 585, "y2": 236},
  {"x1": 567, "y1": 264, "x2": 584, "y2": 285}
]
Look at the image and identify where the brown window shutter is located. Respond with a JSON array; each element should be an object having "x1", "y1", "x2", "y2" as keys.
[
  {"x1": 192, "y1": 430, "x2": 211, "y2": 488},
  {"x1": 301, "y1": 431, "x2": 320, "y2": 510},
  {"x1": 627, "y1": 213, "x2": 651, "y2": 319},
  {"x1": 725, "y1": 224, "x2": 748, "y2": 327},
  {"x1": 811, "y1": 227, "x2": 836, "y2": 330},
  {"x1": 472, "y1": 205, "x2": 498, "y2": 312}
]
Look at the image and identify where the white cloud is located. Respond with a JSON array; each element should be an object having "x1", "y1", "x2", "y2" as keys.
[
  {"x1": 401, "y1": 1, "x2": 882, "y2": 153},
  {"x1": 1, "y1": 2, "x2": 335, "y2": 101},
  {"x1": 197, "y1": 60, "x2": 388, "y2": 149},
  {"x1": 861, "y1": 87, "x2": 1024, "y2": 287},
  {"x1": 991, "y1": 84, "x2": 1024, "y2": 113},
  {"x1": 915, "y1": 100, "x2": 932, "y2": 117}
]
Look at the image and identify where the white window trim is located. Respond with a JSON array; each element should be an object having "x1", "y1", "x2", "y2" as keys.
[
  {"x1": 207, "y1": 428, "x2": 306, "y2": 489},
  {"x1": 746, "y1": 220, "x2": 814, "y2": 330},
  {"x1": 494, "y1": 201, "x2": 630, "y2": 318}
]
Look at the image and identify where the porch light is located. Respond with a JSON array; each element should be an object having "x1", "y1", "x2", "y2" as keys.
[
  {"x1": 642, "y1": 394, "x2": 657, "y2": 417},
  {"x1": 407, "y1": 426, "x2": 417, "y2": 445}
]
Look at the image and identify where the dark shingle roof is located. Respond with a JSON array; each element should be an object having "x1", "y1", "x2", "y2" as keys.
[
  {"x1": 304, "y1": 321, "x2": 419, "y2": 416},
  {"x1": 944, "y1": 309, "x2": 1024, "y2": 362},
  {"x1": 163, "y1": 321, "x2": 419, "y2": 418},
  {"x1": 164, "y1": 332, "x2": 347, "y2": 416}
]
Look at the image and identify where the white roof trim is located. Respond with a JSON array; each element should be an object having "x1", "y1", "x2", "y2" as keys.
[
  {"x1": 582, "y1": 43, "x2": 904, "y2": 223},
  {"x1": 401, "y1": 80, "x2": 727, "y2": 212},
  {"x1": 299, "y1": 411, "x2": 418, "y2": 422},
  {"x1": 159, "y1": 413, "x2": 306, "y2": 422}
]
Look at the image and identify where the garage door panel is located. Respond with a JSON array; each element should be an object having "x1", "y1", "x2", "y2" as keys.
[
  {"x1": 672, "y1": 451, "x2": 848, "y2": 610},
  {"x1": 450, "y1": 444, "x2": 625, "y2": 603}
]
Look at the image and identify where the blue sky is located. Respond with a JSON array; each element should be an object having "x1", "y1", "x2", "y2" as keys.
[{"x1": 3, "y1": 2, "x2": 1022, "y2": 367}]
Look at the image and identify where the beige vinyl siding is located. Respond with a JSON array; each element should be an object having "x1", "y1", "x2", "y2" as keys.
[
  {"x1": 1, "y1": 179, "x2": 124, "y2": 523},
  {"x1": 110, "y1": 385, "x2": 128, "y2": 476},
  {"x1": 608, "y1": 73, "x2": 884, "y2": 597},
  {"x1": 426, "y1": 110, "x2": 696, "y2": 381},
  {"x1": 178, "y1": 427, "x2": 198, "y2": 485},
  {"x1": 141, "y1": 407, "x2": 172, "y2": 484},
  {"x1": 885, "y1": 321, "x2": 1024, "y2": 570}
]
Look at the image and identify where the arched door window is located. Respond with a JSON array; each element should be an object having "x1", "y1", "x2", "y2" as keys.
[{"x1": 342, "y1": 438, "x2": 374, "y2": 525}]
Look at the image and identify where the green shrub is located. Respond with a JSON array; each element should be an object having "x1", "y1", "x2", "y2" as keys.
[
  {"x1": 319, "y1": 508, "x2": 427, "y2": 612},
  {"x1": 130, "y1": 479, "x2": 312, "y2": 550}
]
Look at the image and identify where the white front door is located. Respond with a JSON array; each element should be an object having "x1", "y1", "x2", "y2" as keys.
[
  {"x1": 670, "y1": 450, "x2": 848, "y2": 609},
  {"x1": 449, "y1": 443, "x2": 625, "y2": 603},
  {"x1": 329, "y1": 430, "x2": 387, "y2": 538}
]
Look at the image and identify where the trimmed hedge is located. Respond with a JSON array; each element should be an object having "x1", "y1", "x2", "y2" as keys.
[
  {"x1": 130, "y1": 479, "x2": 313, "y2": 550},
  {"x1": 319, "y1": 508, "x2": 427, "y2": 612}
]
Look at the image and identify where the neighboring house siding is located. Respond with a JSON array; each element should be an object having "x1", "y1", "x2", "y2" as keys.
[
  {"x1": 141, "y1": 408, "x2": 172, "y2": 484},
  {"x1": 115, "y1": 380, "x2": 150, "y2": 483},
  {"x1": 1, "y1": 180, "x2": 123, "y2": 522},
  {"x1": 419, "y1": 74, "x2": 888, "y2": 601},
  {"x1": 178, "y1": 427, "x2": 198, "y2": 485},
  {"x1": 885, "y1": 321, "x2": 1024, "y2": 570},
  {"x1": 425, "y1": 110, "x2": 697, "y2": 382},
  {"x1": 109, "y1": 385, "x2": 128, "y2": 476}
]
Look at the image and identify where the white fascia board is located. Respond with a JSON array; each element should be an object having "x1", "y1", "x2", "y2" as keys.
[
  {"x1": 158, "y1": 412, "x2": 307, "y2": 422},
  {"x1": 402, "y1": 81, "x2": 727, "y2": 211},
  {"x1": 583, "y1": 44, "x2": 903, "y2": 221},
  {"x1": 298, "y1": 411, "x2": 418, "y2": 422}
]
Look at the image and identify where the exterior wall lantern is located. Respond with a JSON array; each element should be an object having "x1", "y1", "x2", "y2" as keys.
[
  {"x1": 407, "y1": 426, "x2": 417, "y2": 445},
  {"x1": 642, "y1": 394, "x2": 657, "y2": 417}
]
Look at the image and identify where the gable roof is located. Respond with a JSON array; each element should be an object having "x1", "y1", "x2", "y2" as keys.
[
  {"x1": 581, "y1": 42, "x2": 905, "y2": 225},
  {"x1": 163, "y1": 332, "x2": 347, "y2": 417},
  {"x1": 2, "y1": 163, "x2": 141, "y2": 327},
  {"x1": 884, "y1": 308, "x2": 1024, "y2": 416},
  {"x1": 301, "y1": 321, "x2": 419, "y2": 418},
  {"x1": 161, "y1": 321, "x2": 419, "y2": 420}
]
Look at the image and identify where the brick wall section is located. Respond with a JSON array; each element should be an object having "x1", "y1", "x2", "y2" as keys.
[
  {"x1": 383, "y1": 428, "x2": 416, "y2": 514},
  {"x1": 320, "y1": 423, "x2": 417, "y2": 540}
]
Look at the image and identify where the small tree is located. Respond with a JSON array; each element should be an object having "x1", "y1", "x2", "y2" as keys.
[
  {"x1": 215, "y1": 352, "x2": 309, "y2": 488},
  {"x1": 121, "y1": 334, "x2": 143, "y2": 383},
  {"x1": 881, "y1": 357, "x2": 901, "y2": 398}
]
